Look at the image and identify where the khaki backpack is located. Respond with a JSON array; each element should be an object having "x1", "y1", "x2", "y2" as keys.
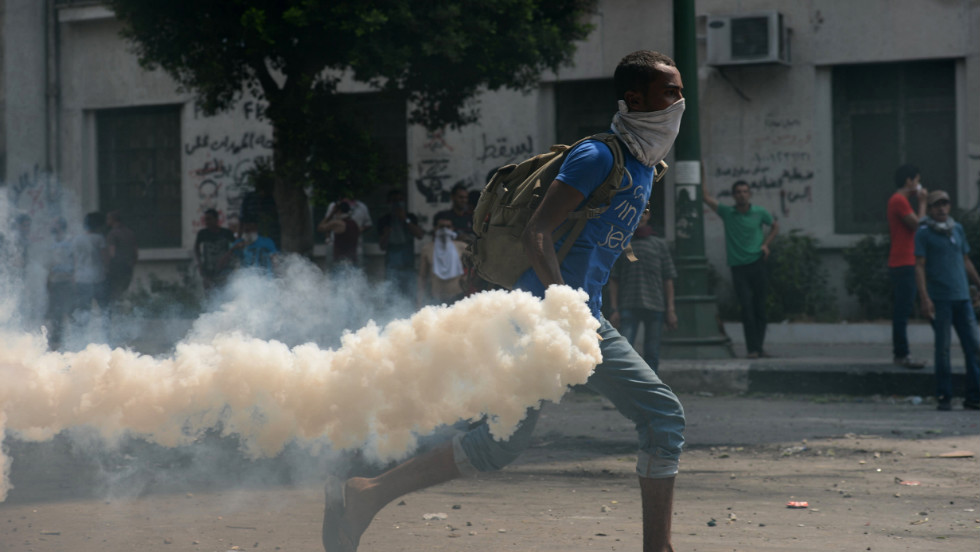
[{"x1": 464, "y1": 132, "x2": 667, "y2": 289}]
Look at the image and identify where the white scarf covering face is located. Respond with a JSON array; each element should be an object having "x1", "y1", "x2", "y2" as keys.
[
  {"x1": 611, "y1": 98, "x2": 686, "y2": 168},
  {"x1": 432, "y1": 228, "x2": 464, "y2": 280}
]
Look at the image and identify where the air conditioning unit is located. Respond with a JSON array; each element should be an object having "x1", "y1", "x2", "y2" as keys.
[{"x1": 706, "y1": 11, "x2": 790, "y2": 66}]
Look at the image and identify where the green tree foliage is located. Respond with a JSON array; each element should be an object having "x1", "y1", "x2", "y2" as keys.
[
  {"x1": 765, "y1": 230, "x2": 837, "y2": 321},
  {"x1": 108, "y1": 0, "x2": 597, "y2": 254},
  {"x1": 842, "y1": 235, "x2": 891, "y2": 320}
]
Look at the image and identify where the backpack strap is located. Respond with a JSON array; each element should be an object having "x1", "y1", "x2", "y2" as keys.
[{"x1": 552, "y1": 133, "x2": 630, "y2": 263}]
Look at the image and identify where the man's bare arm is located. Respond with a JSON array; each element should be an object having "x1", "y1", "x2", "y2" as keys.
[
  {"x1": 761, "y1": 220, "x2": 779, "y2": 260},
  {"x1": 320, "y1": 219, "x2": 347, "y2": 234},
  {"x1": 664, "y1": 278, "x2": 677, "y2": 329},
  {"x1": 520, "y1": 180, "x2": 585, "y2": 288},
  {"x1": 915, "y1": 256, "x2": 934, "y2": 320},
  {"x1": 701, "y1": 182, "x2": 719, "y2": 213},
  {"x1": 965, "y1": 255, "x2": 980, "y2": 289},
  {"x1": 900, "y1": 213, "x2": 920, "y2": 231},
  {"x1": 607, "y1": 277, "x2": 621, "y2": 328}
]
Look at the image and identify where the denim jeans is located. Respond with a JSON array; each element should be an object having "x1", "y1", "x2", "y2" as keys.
[
  {"x1": 889, "y1": 266, "x2": 918, "y2": 359},
  {"x1": 453, "y1": 317, "x2": 685, "y2": 479},
  {"x1": 619, "y1": 308, "x2": 665, "y2": 373},
  {"x1": 931, "y1": 299, "x2": 980, "y2": 403},
  {"x1": 731, "y1": 259, "x2": 768, "y2": 354}
]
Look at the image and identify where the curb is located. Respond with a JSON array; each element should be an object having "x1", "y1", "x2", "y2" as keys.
[{"x1": 660, "y1": 362, "x2": 968, "y2": 397}]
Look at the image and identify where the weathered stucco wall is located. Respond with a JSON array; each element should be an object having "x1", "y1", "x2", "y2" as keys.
[
  {"x1": 696, "y1": 0, "x2": 979, "y2": 316},
  {"x1": 3, "y1": 0, "x2": 47, "y2": 195}
]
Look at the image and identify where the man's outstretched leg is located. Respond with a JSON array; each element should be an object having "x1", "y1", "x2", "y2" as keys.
[
  {"x1": 322, "y1": 409, "x2": 539, "y2": 552},
  {"x1": 322, "y1": 441, "x2": 459, "y2": 552},
  {"x1": 640, "y1": 475, "x2": 676, "y2": 552}
]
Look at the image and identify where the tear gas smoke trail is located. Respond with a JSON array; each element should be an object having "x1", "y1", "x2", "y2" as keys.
[{"x1": 0, "y1": 285, "x2": 601, "y2": 502}]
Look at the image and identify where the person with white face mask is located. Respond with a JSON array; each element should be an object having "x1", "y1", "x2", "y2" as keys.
[
  {"x1": 416, "y1": 214, "x2": 467, "y2": 308},
  {"x1": 220, "y1": 216, "x2": 278, "y2": 276},
  {"x1": 323, "y1": 51, "x2": 686, "y2": 552}
]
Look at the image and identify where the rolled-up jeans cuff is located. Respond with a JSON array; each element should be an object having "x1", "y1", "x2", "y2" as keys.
[
  {"x1": 636, "y1": 450, "x2": 679, "y2": 479},
  {"x1": 451, "y1": 433, "x2": 479, "y2": 477}
]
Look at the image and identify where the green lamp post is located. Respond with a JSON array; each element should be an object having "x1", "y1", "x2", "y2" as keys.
[{"x1": 663, "y1": 0, "x2": 733, "y2": 358}]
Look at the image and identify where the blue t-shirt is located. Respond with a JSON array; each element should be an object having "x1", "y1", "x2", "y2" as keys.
[
  {"x1": 233, "y1": 236, "x2": 278, "y2": 275},
  {"x1": 914, "y1": 221, "x2": 970, "y2": 301},
  {"x1": 514, "y1": 139, "x2": 656, "y2": 318}
]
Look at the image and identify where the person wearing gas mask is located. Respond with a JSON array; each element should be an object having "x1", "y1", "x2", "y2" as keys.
[
  {"x1": 323, "y1": 50, "x2": 686, "y2": 552},
  {"x1": 416, "y1": 212, "x2": 467, "y2": 308},
  {"x1": 221, "y1": 215, "x2": 278, "y2": 276}
]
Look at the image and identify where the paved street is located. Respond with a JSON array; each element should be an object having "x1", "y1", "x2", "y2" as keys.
[{"x1": 2, "y1": 391, "x2": 977, "y2": 552}]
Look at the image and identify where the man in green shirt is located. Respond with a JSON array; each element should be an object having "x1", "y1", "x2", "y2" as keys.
[{"x1": 703, "y1": 180, "x2": 779, "y2": 358}]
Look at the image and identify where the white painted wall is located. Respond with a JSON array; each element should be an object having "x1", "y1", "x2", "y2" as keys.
[{"x1": 3, "y1": 0, "x2": 47, "y2": 189}]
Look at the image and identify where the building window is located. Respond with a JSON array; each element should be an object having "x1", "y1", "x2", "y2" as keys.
[
  {"x1": 97, "y1": 105, "x2": 182, "y2": 248},
  {"x1": 833, "y1": 60, "x2": 956, "y2": 234}
]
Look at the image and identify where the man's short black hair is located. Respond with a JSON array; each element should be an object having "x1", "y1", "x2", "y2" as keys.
[
  {"x1": 240, "y1": 214, "x2": 259, "y2": 226},
  {"x1": 84, "y1": 211, "x2": 105, "y2": 232},
  {"x1": 894, "y1": 164, "x2": 920, "y2": 188},
  {"x1": 433, "y1": 211, "x2": 454, "y2": 227},
  {"x1": 204, "y1": 208, "x2": 219, "y2": 218},
  {"x1": 731, "y1": 180, "x2": 750, "y2": 194},
  {"x1": 614, "y1": 50, "x2": 676, "y2": 101},
  {"x1": 450, "y1": 182, "x2": 468, "y2": 195}
]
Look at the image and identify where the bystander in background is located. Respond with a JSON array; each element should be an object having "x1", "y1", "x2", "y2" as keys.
[
  {"x1": 221, "y1": 216, "x2": 278, "y2": 276},
  {"x1": 914, "y1": 190, "x2": 980, "y2": 411},
  {"x1": 607, "y1": 210, "x2": 677, "y2": 372},
  {"x1": 417, "y1": 212, "x2": 466, "y2": 308},
  {"x1": 702, "y1": 180, "x2": 778, "y2": 358},
  {"x1": 888, "y1": 164, "x2": 929, "y2": 369},
  {"x1": 44, "y1": 217, "x2": 73, "y2": 348},
  {"x1": 106, "y1": 210, "x2": 138, "y2": 306},
  {"x1": 194, "y1": 209, "x2": 237, "y2": 291},
  {"x1": 318, "y1": 201, "x2": 361, "y2": 269},
  {"x1": 434, "y1": 182, "x2": 474, "y2": 243},
  {"x1": 378, "y1": 189, "x2": 424, "y2": 298},
  {"x1": 72, "y1": 212, "x2": 108, "y2": 320}
]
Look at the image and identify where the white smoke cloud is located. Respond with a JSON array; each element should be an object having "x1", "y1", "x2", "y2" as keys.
[{"x1": 0, "y1": 284, "x2": 601, "y2": 502}]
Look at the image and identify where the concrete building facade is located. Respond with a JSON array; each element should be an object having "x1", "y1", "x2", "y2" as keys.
[{"x1": 1, "y1": 0, "x2": 977, "y2": 317}]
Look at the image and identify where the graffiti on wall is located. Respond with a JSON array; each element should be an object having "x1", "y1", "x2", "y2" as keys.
[
  {"x1": 9, "y1": 165, "x2": 61, "y2": 220},
  {"x1": 186, "y1": 101, "x2": 273, "y2": 233},
  {"x1": 414, "y1": 130, "x2": 533, "y2": 212},
  {"x1": 713, "y1": 115, "x2": 815, "y2": 218}
]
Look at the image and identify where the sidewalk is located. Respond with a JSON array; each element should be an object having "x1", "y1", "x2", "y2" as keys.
[{"x1": 660, "y1": 321, "x2": 971, "y2": 397}]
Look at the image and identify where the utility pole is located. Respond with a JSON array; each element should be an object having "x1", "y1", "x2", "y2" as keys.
[{"x1": 663, "y1": 0, "x2": 733, "y2": 358}]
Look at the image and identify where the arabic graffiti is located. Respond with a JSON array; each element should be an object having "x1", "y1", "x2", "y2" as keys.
[
  {"x1": 8, "y1": 164, "x2": 62, "y2": 219},
  {"x1": 183, "y1": 131, "x2": 274, "y2": 156},
  {"x1": 715, "y1": 167, "x2": 814, "y2": 197},
  {"x1": 414, "y1": 158, "x2": 453, "y2": 204},
  {"x1": 780, "y1": 185, "x2": 813, "y2": 216},
  {"x1": 477, "y1": 133, "x2": 533, "y2": 164}
]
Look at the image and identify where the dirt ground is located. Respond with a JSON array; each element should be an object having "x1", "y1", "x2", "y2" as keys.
[{"x1": 1, "y1": 392, "x2": 978, "y2": 552}]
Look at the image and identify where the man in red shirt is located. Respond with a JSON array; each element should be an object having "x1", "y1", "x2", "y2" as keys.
[{"x1": 887, "y1": 164, "x2": 928, "y2": 368}]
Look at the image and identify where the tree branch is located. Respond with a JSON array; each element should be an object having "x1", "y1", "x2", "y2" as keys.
[{"x1": 251, "y1": 57, "x2": 282, "y2": 104}]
